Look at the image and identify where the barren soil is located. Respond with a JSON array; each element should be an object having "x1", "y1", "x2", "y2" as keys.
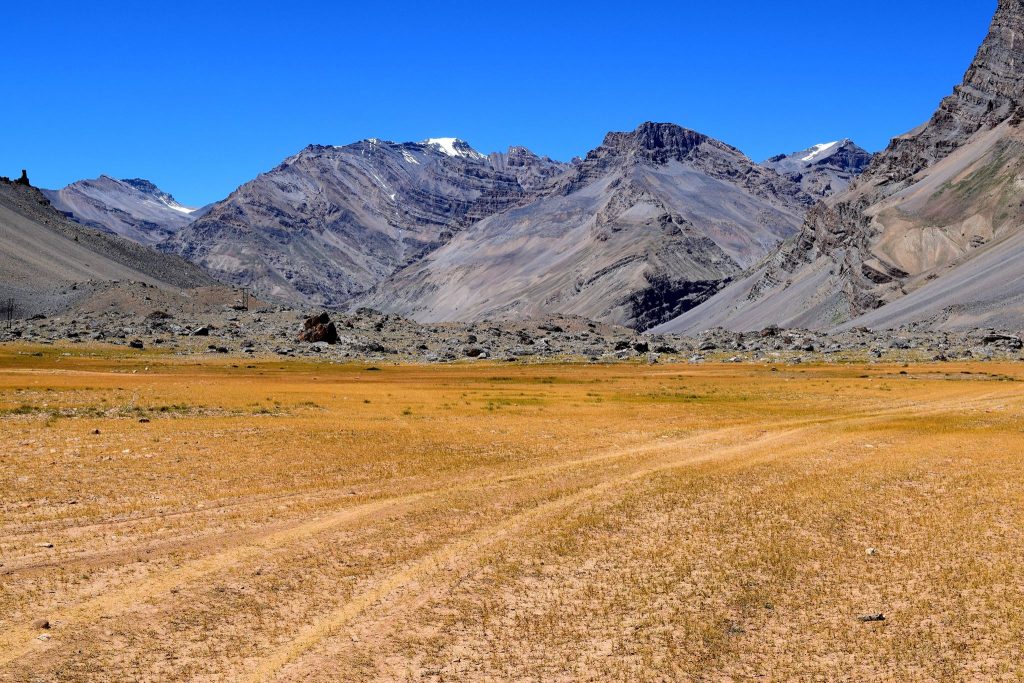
[{"x1": 2, "y1": 347, "x2": 1023, "y2": 680}]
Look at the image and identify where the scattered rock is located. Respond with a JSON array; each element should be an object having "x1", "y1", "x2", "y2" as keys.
[
  {"x1": 32, "y1": 619, "x2": 50, "y2": 630},
  {"x1": 858, "y1": 613, "x2": 886, "y2": 623}
]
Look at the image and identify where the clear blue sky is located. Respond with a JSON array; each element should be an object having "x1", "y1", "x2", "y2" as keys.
[{"x1": 2, "y1": 0, "x2": 995, "y2": 206}]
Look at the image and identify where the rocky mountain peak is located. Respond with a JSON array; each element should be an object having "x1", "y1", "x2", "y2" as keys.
[
  {"x1": 763, "y1": 139, "x2": 873, "y2": 198},
  {"x1": 120, "y1": 178, "x2": 188, "y2": 207},
  {"x1": 597, "y1": 122, "x2": 715, "y2": 163},
  {"x1": 870, "y1": 0, "x2": 1024, "y2": 184},
  {"x1": 42, "y1": 176, "x2": 197, "y2": 246},
  {"x1": 421, "y1": 137, "x2": 487, "y2": 160},
  {"x1": 504, "y1": 146, "x2": 541, "y2": 160},
  {"x1": 660, "y1": 1, "x2": 1024, "y2": 335},
  {"x1": 121, "y1": 178, "x2": 160, "y2": 195}
]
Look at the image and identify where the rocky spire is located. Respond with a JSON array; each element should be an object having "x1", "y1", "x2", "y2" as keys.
[
  {"x1": 870, "y1": 0, "x2": 1024, "y2": 184},
  {"x1": 777, "y1": 1, "x2": 1024, "y2": 311}
]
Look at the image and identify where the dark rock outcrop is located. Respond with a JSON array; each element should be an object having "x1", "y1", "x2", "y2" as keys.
[{"x1": 298, "y1": 312, "x2": 339, "y2": 344}]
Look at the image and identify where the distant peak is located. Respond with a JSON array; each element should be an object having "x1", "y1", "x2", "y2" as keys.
[
  {"x1": 801, "y1": 141, "x2": 841, "y2": 162},
  {"x1": 119, "y1": 177, "x2": 195, "y2": 214},
  {"x1": 628, "y1": 122, "x2": 708, "y2": 147},
  {"x1": 764, "y1": 139, "x2": 868, "y2": 168},
  {"x1": 597, "y1": 122, "x2": 717, "y2": 163},
  {"x1": 121, "y1": 178, "x2": 161, "y2": 194},
  {"x1": 422, "y1": 137, "x2": 487, "y2": 160}
]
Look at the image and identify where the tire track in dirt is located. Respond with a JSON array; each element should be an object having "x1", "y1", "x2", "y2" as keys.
[
  {"x1": 3, "y1": 489, "x2": 311, "y2": 541},
  {"x1": 0, "y1": 422, "x2": 759, "y2": 579},
  {"x1": 244, "y1": 427, "x2": 812, "y2": 682},
  {"x1": 1, "y1": 389, "x2": 1008, "y2": 671},
  {"x1": 0, "y1": 423, "x2": 784, "y2": 667},
  {"x1": 7, "y1": 386, "x2": 994, "y2": 576},
  {"x1": 244, "y1": 391, "x2": 1016, "y2": 681}
]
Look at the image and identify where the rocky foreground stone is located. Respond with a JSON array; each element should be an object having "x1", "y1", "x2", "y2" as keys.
[{"x1": 1, "y1": 306, "x2": 1023, "y2": 365}]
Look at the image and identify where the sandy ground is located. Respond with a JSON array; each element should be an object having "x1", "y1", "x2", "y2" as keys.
[{"x1": 1, "y1": 347, "x2": 1023, "y2": 681}]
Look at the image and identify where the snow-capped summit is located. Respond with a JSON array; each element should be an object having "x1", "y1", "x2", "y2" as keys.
[
  {"x1": 801, "y1": 141, "x2": 841, "y2": 162},
  {"x1": 422, "y1": 138, "x2": 487, "y2": 160},
  {"x1": 764, "y1": 139, "x2": 872, "y2": 199}
]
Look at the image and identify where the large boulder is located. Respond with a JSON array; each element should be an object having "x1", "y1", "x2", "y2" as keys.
[{"x1": 299, "y1": 312, "x2": 339, "y2": 345}]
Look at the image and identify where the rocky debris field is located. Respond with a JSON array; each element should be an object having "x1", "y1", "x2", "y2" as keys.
[{"x1": 1, "y1": 306, "x2": 1024, "y2": 365}]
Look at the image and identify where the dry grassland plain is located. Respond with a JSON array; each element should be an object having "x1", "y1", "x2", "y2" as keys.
[{"x1": 1, "y1": 345, "x2": 1023, "y2": 681}]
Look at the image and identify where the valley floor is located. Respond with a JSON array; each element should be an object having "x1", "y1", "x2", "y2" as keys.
[{"x1": 1, "y1": 349, "x2": 1023, "y2": 680}]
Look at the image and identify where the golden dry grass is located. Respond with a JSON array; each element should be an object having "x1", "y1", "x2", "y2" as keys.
[{"x1": 1, "y1": 346, "x2": 1023, "y2": 681}]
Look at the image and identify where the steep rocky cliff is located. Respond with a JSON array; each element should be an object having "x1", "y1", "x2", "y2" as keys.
[{"x1": 657, "y1": 0, "x2": 1024, "y2": 333}]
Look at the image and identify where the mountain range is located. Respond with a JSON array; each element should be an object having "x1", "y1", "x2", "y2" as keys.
[
  {"x1": 163, "y1": 139, "x2": 568, "y2": 307},
  {"x1": 39, "y1": 129, "x2": 860, "y2": 329},
  {"x1": 360, "y1": 123, "x2": 814, "y2": 329},
  {"x1": 16, "y1": 0, "x2": 1024, "y2": 334}
]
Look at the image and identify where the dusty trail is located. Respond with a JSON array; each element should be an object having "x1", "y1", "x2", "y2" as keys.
[
  {"x1": 247, "y1": 427, "x2": 811, "y2": 682},
  {"x1": 6, "y1": 386, "x2": 1008, "y2": 577},
  {"x1": 2, "y1": 390, "x2": 1011, "y2": 671},
  {"x1": 2, "y1": 358, "x2": 1021, "y2": 682},
  {"x1": 249, "y1": 391, "x2": 996, "y2": 682},
  {"x1": 8, "y1": 416, "x2": 849, "y2": 666}
]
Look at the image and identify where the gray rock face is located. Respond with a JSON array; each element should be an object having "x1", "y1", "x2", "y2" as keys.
[
  {"x1": 763, "y1": 140, "x2": 873, "y2": 199},
  {"x1": 486, "y1": 147, "x2": 570, "y2": 193},
  {"x1": 871, "y1": 0, "x2": 1024, "y2": 185},
  {"x1": 164, "y1": 138, "x2": 569, "y2": 307},
  {"x1": 361, "y1": 123, "x2": 811, "y2": 329},
  {"x1": 658, "y1": 0, "x2": 1024, "y2": 334},
  {"x1": 43, "y1": 176, "x2": 199, "y2": 245}
]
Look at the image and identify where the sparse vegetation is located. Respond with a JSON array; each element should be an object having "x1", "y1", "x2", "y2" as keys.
[{"x1": 2, "y1": 350, "x2": 1023, "y2": 681}]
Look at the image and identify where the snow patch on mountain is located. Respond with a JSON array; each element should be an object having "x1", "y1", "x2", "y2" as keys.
[
  {"x1": 801, "y1": 141, "x2": 840, "y2": 162},
  {"x1": 423, "y1": 138, "x2": 486, "y2": 160}
]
